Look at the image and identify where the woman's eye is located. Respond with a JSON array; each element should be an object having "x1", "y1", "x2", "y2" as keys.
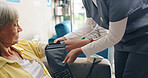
[
  {"x1": 13, "y1": 25, "x2": 17, "y2": 27},
  {"x1": 12, "y1": 24, "x2": 18, "y2": 27}
]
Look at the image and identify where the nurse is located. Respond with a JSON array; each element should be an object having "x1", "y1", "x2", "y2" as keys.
[{"x1": 54, "y1": 0, "x2": 148, "y2": 78}]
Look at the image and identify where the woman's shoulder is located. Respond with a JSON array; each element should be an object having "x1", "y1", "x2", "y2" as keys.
[
  {"x1": 16, "y1": 39, "x2": 38, "y2": 47},
  {"x1": 18, "y1": 39, "x2": 28, "y2": 43},
  {"x1": 17, "y1": 39, "x2": 41, "y2": 48},
  {"x1": 17, "y1": 39, "x2": 30, "y2": 45}
]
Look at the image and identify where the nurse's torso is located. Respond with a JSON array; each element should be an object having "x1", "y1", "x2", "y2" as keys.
[{"x1": 83, "y1": 0, "x2": 148, "y2": 53}]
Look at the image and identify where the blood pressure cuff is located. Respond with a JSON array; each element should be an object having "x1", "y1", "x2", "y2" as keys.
[{"x1": 45, "y1": 41, "x2": 73, "y2": 78}]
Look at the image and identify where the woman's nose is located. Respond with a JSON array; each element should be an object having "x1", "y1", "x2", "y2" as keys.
[{"x1": 18, "y1": 25, "x2": 22, "y2": 32}]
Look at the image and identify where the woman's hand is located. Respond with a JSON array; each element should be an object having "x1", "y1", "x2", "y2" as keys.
[
  {"x1": 65, "y1": 40, "x2": 91, "y2": 52},
  {"x1": 63, "y1": 48, "x2": 83, "y2": 64}
]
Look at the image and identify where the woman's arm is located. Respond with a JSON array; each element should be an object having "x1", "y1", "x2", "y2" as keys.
[
  {"x1": 82, "y1": 17, "x2": 128, "y2": 57},
  {"x1": 64, "y1": 25, "x2": 108, "y2": 52},
  {"x1": 62, "y1": 17, "x2": 128, "y2": 63}
]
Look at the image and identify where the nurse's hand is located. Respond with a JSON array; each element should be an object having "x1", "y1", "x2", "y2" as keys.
[
  {"x1": 65, "y1": 40, "x2": 91, "y2": 52},
  {"x1": 54, "y1": 37, "x2": 67, "y2": 43},
  {"x1": 63, "y1": 48, "x2": 83, "y2": 64}
]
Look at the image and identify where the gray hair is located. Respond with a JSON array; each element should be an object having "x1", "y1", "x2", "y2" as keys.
[{"x1": 0, "y1": 2, "x2": 19, "y2": 27}]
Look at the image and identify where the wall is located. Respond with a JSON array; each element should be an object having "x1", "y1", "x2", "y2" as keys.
[{"x1": 1, "y1": 0, "x2": 56, "y2": 42}]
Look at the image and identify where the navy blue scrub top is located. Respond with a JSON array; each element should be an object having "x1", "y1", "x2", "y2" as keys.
[{"x1": 83, "y1": 0, "x2": 148, "y2": 54}]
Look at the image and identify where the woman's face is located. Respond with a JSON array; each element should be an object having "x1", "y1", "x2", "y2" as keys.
[{"x1": 0, "y1": 21, "x2": 22, "y2": 47}]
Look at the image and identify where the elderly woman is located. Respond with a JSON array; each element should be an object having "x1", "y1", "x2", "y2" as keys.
[{"x1": 0, "y1": 2, "x2": 51, "y2": 78}]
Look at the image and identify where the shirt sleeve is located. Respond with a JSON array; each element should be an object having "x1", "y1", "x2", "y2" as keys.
[
  {"x1": 64, "y1": 18, "x2": 96, "y2": 40},
  {"x1": 109, "y1": 0, "x2": 143, "y2": 22},
  {"x1": 15, "y1": 40, "x2": 46, "y2": 59},
  {"x1": 82, "y1": 17, "x2": 128, "y2": 57}
]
